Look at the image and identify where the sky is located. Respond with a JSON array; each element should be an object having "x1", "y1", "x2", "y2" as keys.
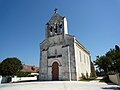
[{"x1": 0, "y1": 0, "x2": 120, "y2": 66}]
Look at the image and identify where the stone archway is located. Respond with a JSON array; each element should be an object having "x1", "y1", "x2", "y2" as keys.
[{"x1": 52, "y1": 62, "x2": 59, "y2": 80}]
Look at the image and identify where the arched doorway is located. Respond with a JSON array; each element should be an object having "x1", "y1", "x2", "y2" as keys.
[{"x1": 52, "y1": 62, "x2": 59, "y2": 80}]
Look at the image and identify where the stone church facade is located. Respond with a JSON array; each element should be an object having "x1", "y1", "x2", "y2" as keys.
[{"x1": 39, "y1": 10, "x2": 91, "y2": 81}]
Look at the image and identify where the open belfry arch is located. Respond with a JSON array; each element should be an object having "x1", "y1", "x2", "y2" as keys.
[
  {"x1": 45, "y1": 9, "x2": 68, "y2": 38},
  {"x1": 39, "y1": 9, "x2": 91, "y2": 81}
]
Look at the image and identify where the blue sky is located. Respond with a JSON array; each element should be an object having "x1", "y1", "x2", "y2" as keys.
[{"x1": 0, "y1": 0, "x2": 120, "y2": 66}]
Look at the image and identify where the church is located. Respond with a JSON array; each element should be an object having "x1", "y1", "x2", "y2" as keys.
[{"x1": 39, "y1": 9, "x2": 91, "y2": 81}]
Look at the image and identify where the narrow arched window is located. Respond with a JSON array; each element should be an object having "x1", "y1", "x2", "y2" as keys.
[
  {"x1": 55, "y1": 49, "x2": 57, "y2": 56},
  {"x1": 54, "y1": 24, "x2": 57, "y2": 33},
  {"x1": 59, "y1": 24, "x2": 62, "y2": 33},
  {"x1": 50, "y1": 26, "x2": 52, "y2": 32},
  {"x1": 50, "y1": 26, "x2": 53, "y2": 36}
]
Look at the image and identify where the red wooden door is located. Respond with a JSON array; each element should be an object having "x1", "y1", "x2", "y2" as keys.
[{"x1": 52, "y1": 62, "x2": 59, "y2": 80}]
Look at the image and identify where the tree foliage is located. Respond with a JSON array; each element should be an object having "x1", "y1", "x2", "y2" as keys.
[
  {"x1": 94, "y1": 45, "x2": 120, "y2": 74},
  {"x1": 0, "y1": 57, "x2": 23, "y2": 76}
]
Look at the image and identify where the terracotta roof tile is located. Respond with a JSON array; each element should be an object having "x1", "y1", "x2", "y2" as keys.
[{"x1": 20, "y1": 65, "x2": 39, "y2": 72}]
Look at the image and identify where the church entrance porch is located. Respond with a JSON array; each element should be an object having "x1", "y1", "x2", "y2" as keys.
[{"x1": 52, "y1": 62, "x2": 59, "y2": 80}]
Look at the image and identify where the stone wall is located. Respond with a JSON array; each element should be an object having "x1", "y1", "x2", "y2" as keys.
[
  {"x1": 39, "y1": 34, "x2": 91, "y2": 81},
  {"x1": 74, "y1": 39, "x2": 91, "y2": 80},
  {"x1": 61, "y1": 46, "x2": 70, "y2": 80},
  {"x1": 39, "y1": 51, "x2": 48, "y2": 80},
  {"x1": 0, "y1": 76, "x2": 2, "y2": 84},
  {"x1": 12, "y1": 76, "x2": 37, "y2": 82},
  {"x1": 109, "y1": 74, "x2": 120, "y2": 85}
]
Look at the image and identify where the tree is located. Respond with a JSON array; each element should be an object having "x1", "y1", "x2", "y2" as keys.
[
  {"x1": 0, "y1": 57, "x2": 23, "y2": 76},
  {"x1": 115, "y1": 45, "x2": 120, "y2": 51},
  {"x1": 94, "y1": 45, "x2": 120, "y2": 75},
  {"x1": 94, "y1": 56, "x2": 112, "y2": 75},
  {"x1": 106, "y1": 48, "x2": 120, "y2": 73}
]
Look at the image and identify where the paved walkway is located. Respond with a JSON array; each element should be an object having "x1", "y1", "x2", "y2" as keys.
[{"x1": 0, "y1": 81, "x2": 120, "y2": 90}]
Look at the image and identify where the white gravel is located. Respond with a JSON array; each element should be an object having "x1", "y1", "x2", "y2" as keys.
[{"x1": 0, "y1": 81, "x2": 120, "y2": 90}]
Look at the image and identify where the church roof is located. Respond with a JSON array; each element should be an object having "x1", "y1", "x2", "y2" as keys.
[
  {"x1": 48, "y1": 9, "x2": 63, "y2": 24},
  {"x1": 20, "y1": 64, "x2": 39, "y2": 72},
  {"x1": 75, "y1": 39, "x2": 90, "y2": 54}
]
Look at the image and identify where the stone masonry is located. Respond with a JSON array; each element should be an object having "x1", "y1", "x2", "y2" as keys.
[{"x1": 39, "y1": 9, "x2": 91, "y2": 81}]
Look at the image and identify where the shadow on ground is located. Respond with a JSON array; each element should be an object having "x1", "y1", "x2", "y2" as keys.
[{"x1": 102, "y1": 87, "x2": 120, "y2": 90}]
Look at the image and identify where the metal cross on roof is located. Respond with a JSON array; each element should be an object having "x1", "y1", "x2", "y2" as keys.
[{"x1": 54, "y1": 8, "x2": 58, "y2": 13}]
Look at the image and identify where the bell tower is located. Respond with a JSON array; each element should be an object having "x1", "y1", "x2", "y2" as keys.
[{"x1": 45, "y1": 9, "x2": 68, "y2": 38}]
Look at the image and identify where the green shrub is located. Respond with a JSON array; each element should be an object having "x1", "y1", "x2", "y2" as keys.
[{"x1": 15, "y1": 72, "x2": 31, "y2": 77}]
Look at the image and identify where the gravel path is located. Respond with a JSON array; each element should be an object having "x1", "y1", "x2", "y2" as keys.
[{"x1": 0, "y1": 81, "x2": 120, "y2": 90}]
